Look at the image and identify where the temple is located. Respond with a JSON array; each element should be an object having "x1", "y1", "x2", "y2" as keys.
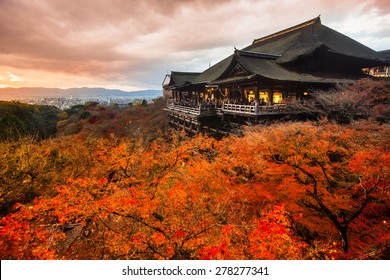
[{"x1": 163, "y1": 16, "x2": 390, "y2": 134}]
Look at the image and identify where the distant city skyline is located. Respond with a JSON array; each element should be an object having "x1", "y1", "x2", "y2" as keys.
[{"x1": 1, "y1": 0, "x2": 389, "y2": 91}]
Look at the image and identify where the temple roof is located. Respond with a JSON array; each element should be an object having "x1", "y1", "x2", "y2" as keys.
[
  {"x1": 167, "y1": 17, "x2": 389, "y2": 89},
  {"x1": 379, "y1": 49, "x2": 390, "y2": 60},
  {"x1": 213, "y1": 49, "x2": 357, "y2": 85},
  {"x1": 246, "y1": 16, "x2": 385, "y2": 63},
  {"x1": 252, "y1": 16, "x2": 322, "y2": 45},
  {"x1": 163, "y1": 71, "x2": 201, "y2": 89}
]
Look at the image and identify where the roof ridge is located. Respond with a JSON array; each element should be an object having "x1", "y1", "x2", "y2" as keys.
[
  {"x1": 235, "y1": 48, "x2": 281, "y2": 59},
  {"x1": 252, "y1": 16, "x2": 321, "y2": 45},
  {"x1": 171, "y1": 71, "x2": 202, "y2": 75}
]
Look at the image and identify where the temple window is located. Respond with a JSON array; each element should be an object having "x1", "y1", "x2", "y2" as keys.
[
  {"x1": 273, "y1": 91, "x2": 283, "y2": 104},
  {"x1": 244, "y1": 89, "x2": 255, "y2": 103},
  {"x1": 259, "y1": 91, "x2": 269, "y2": 104}
]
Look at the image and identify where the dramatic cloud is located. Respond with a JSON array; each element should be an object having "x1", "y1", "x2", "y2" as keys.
[{"x1": 0, "y1": 0, "x2": 389, "y2": 90}]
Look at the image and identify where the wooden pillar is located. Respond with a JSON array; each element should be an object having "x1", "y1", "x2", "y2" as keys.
[
  {"x1": 254, "y1": 86, "x2": 260, "y2": 103},
  {"x1": 238, "y1": 87, "x2": 244, "y2": 104},
  {"x1": 255, "y1": 86, "x2": 259, "y2": 114},
  {"x1": 269, "y1": 87, "x2": 274, "y2": 105}
]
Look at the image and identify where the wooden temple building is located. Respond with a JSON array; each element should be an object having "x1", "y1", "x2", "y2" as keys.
[{"x1": 163, "y1": 16, "x2": 390, "y2": 134}]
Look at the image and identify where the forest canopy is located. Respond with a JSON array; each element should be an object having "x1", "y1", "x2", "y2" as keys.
[
  {"x1": 0, "y1": 101, "x2": 61, "y2": 140},
  {"x1": 0, "y1": 80, "x2": 389, "y2": 260}
]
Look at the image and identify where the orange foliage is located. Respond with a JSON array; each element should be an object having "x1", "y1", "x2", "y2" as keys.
[{"x1": 1, "y1": 119, "x2": 389, "y2": 260}]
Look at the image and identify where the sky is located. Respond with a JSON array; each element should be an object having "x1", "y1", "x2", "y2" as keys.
[{"x1": 0, "y1": 0, "x2": 389, "y2": 91}]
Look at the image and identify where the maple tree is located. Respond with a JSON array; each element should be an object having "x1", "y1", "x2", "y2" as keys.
[
  {"x1": 291, "y1": 79, "x2": 390, "y2": 124},
  {"x1": 242, "y1": 121, "x2": 390, "y2": 257}
]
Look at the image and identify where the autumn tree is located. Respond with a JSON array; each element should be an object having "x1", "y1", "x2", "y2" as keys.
[
  {"x1": 245, "y1": 121, "x2": 389, "y2": 256},
  {"x1": 291, "y1": 79, "x2": 390, "y2": 124}
]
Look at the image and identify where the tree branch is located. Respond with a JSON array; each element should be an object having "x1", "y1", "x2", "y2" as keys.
[{"x1": 112, "y1": 211, "x2": 169, "y2": 239}]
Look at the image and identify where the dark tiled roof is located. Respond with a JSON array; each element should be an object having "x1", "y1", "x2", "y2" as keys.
[
  {"x1": 246, "y1": 17, "x2": 386, "y2": 64},
  {"x1": 212, "y1": 74, "x2": 257, "y2": 85},
  {"x1": 252, "y1": 16, "x2": 322, "y2": 45},
  {"x1": 166, "y1": 71, "x2": 201, "y2": 89},
  {"x1": 215, "y1": 51, "x2": 356, "y2": 84},
  {"x1": 379, "y1": 49, "x2": 390, "y2": 59},
  {"x1": 168, "y1": 16, "x2": 389, "y2": 88}
]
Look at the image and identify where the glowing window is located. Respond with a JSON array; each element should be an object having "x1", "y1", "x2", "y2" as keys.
[
  {"x1": 259, "y1": 91, "x2": 269, "y2": 104},
  {"x1": 245, "y1": 89, "x2": 255, "y2": 103},
  {"x1": 273, "y1": 92, "x2": 283, "y2": 103}
]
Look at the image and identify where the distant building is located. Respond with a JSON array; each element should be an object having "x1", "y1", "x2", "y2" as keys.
[{"x1": 163, "y1": 16, "x2": 390, "y2": 133}]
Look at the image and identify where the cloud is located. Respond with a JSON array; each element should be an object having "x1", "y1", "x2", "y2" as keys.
[
  {"x1": 7, "y1": 72, "x2": 24, "y2": 82},
  {"x1": 0, "y1": 0, "x2": 388, "y2": 89},
  {"x1": 0, "y1": 71, "x2": 24, "y2": 83}
]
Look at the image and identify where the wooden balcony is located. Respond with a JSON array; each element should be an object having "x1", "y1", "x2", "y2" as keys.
[
  {"x1": 221, "y1": 103, "x2": 291, "y2": 116},
  {"x1": 165, "y1": 99, "x2": 293, "y2": 118},
  {"x1": 165, "y1": 100, "x2": 217, "y2": 117}
]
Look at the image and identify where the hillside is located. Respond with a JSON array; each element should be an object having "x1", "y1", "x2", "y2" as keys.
[
  {"x1": 0, "y1": 101, "x2": 61, "y2": 140},
  {"x1": 0, "y1": 81, "x2": 389, "y2": 260}
]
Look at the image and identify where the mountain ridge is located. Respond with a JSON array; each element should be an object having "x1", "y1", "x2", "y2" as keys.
[{"x1": 0, "y1": 87, "x2": 162, "y2": 100}]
